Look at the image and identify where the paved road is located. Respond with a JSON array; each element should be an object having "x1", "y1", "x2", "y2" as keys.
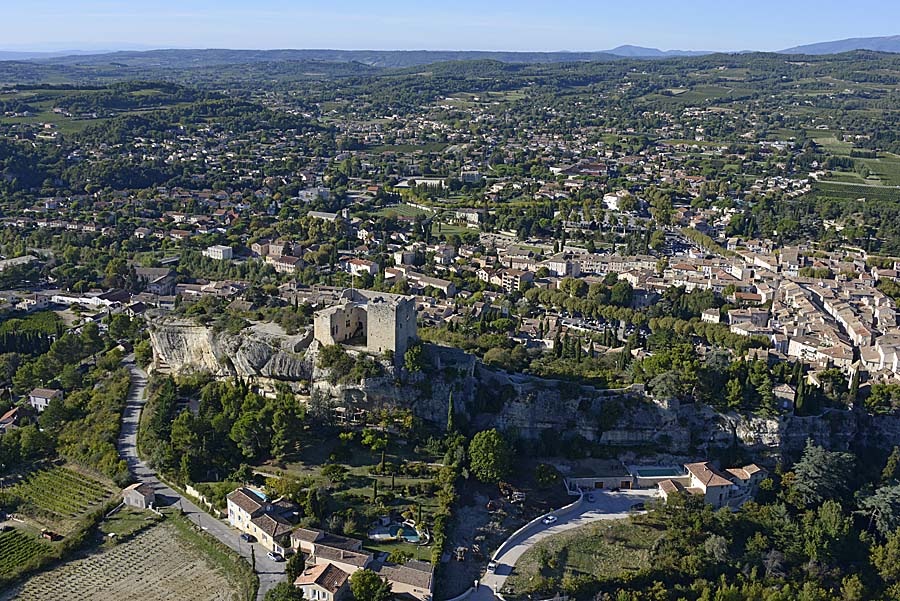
[
  {"x1": 117, "y1": 358, "x2": 285, "y2": 600},
  {"x1": 473, "y1": 488, "x2": 660, "y2": 599}
]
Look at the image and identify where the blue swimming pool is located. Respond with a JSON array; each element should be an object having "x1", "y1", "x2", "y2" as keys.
[
  {"x1": 634, "y1": 467, "x2": 685, "y2": 478},
  {"x1": 368, "y1": 523, "x2": 421, "y2": 543}
]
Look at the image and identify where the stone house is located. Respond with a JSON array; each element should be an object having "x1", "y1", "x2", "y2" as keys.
[
  {"x1": 226, "y1": 487, "x2": 297, "y2": 555},
  {"x1": 28, "y1": 388, "x2": 62, "y2": 413},
  {"x1": 294, "y1": 563, "x2": 350, "y2": 601},
  {"x1": 122, "y1": 482, "x2": 156, "y2": 509}
]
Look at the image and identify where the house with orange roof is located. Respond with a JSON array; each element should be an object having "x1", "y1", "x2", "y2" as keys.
[{"x1": 658, "y1": 462, "x2": 767, "y2": 508}]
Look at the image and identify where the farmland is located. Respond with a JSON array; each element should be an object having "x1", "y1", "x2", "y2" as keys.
[
  {"x1": 9, "y1": 465, "x2": 116, "y2": 532},
  {"x1": 1, "y1": 520, "x2": 252, "y2": 601},
  {"x1": 0, "y1": 529, "x2": 51, "y2": 578},
  {"x1": 812, "y1": 181, "x2": 900, "y2": 203}
]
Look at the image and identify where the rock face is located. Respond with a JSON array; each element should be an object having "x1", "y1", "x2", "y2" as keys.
[
  {"x1": 149, "y1": 320, "x2": 313, "y2": 385},
  {"x1": 148, "y1": 319, "x2": 900, "y2": 457}
]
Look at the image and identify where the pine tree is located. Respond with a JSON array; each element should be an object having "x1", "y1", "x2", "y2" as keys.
[{"x1": 883, "y1": 446, "x2": 900, "y2": 485}]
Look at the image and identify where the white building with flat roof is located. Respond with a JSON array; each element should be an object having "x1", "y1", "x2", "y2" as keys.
[{"x1": 202, "y1": 245, "x2": 233, "y2": 260}]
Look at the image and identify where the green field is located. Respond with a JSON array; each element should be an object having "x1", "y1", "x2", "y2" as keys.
[
  {"x1": 858, "y1": 153, "x2": 900, "y2": 186},
  {"x1": 813, "y1": 181, "x2": 900, "y2": 202},
  {"x1": 506, "y1": 518, "x2": 663, "y2": 597},
  {"x1": 11, "y1": 466, "x2": 115, "y2": 526},
  {"x1": 812, "y1": 133, "x2": 854, "y2": 156},
  {"x1": 0, "y1": 528, "x2": 51, "y2": 578},
  {"x1": 641, "y1": 85, "x2": 755, "y2": 104},
  {"x1": 432, "y1": 221, "x2": 474, "y2": 238},
  {"x1": 375, "y1": 203, "x2": 432, "y2": 218},
  {"x1": 0, "y1": 85, "x2": 197, "y2": 135}
]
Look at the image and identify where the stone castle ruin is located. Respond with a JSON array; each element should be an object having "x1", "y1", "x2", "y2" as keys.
[{"x1": 313, "y1": 289, "x2": 417, "y2": 363}]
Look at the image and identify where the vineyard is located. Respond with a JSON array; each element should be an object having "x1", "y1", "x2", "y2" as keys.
[
  {"x1": 1, "y1": 522, "x2": 247, "y2": 601},
  {"x1": 11, "y1": 466, "x2": 115, "y2": 521},
  {"x1": 0, "y1": 529, "x2": 50, "y2": 577}
]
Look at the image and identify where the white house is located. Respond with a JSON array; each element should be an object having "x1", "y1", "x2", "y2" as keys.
[
  {"x1": 28, "y1": 388, "x2": 62, "y2": 413},
  {"x1": 202, "y1": 245, "x2": 233, "y2": 260}
]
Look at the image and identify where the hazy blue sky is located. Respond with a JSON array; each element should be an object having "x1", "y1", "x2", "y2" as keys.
[{"x1": 4, "y1": 0, "x2": 900, "y2": 52}]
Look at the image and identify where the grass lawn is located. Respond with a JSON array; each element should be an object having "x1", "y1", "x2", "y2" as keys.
[
  {"x1": 432, "y1": 221, "x2": 474, "y2": 238},
  {"x1": 506, "y1": 517, "x2": 664, "y2": 596},
  {"x1": 375, "y1": 203, "x2": 432, "y2": 218},
  {"x1": 99, "y1": 507, "x2": 161, "y2": 540}
]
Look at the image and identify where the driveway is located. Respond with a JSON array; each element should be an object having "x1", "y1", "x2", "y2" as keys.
[
  {"x1": 117, "y1": 358, "x2": 285, "y2": 600},
  {"x1": 473, "y1": 488, "x2": 660, "y2": 599}
]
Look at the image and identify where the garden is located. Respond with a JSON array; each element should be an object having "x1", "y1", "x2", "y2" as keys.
[{"x1": 257, "y1": 424, "x2": 446, "y2": 560}]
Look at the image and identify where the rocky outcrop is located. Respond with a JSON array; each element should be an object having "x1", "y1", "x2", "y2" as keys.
[
  {"x1": 149, "y1": 318, "x2": 900, "y2": 457},
  {"x1": 149, "y1": 319, "x2": 313, "y2": 385}
]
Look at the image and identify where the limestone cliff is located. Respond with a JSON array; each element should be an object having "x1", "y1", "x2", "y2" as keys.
[
  {"x1": 148, "y1": 319, "x2": 900, "y2": 458},
  {"x1": 149, "y1": 319, "x2": 313, "y2": 384}
]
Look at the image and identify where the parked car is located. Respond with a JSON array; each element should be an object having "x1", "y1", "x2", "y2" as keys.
[
  {"x1": 267, "y1": 552, "x2": 284, "y2": 562},
  {"x1": 240, "y1": 533, "x2": 255, "y2": 543},
  {"x1": 587, "y1": 493, "x2": 596, "y2": 503},
  {"x1": 487, "y1": 561, "x2": 497, "y2": 573},
  {"x1": 541, "y1": 515, "x2": 558, "y2": 525}
]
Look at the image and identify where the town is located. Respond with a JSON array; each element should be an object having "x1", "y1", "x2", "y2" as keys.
[{"x1": 3, "y1": 25, "x2": 900, "y2": 601}]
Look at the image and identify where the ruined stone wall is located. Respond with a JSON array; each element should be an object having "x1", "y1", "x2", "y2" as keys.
[{"x1": 313, "y1": 303, "x2": 366, "y2": 346}]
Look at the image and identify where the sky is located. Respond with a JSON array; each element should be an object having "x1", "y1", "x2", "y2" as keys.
[{"x1": 3, "y1": 0, "x2": 900, "y2": 53}]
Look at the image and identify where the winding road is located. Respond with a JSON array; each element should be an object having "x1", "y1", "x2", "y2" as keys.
[
  {"x1": 117, "y1": 357, "x2": 285, "y2": 600},
  {"x1": 472, "y1": 488, "x2": 660, "y2": 600}
]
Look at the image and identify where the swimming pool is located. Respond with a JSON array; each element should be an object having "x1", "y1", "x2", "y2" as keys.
[
  {"x1": 633, "y1": 467, "x2": 685, "y2": 478},
  {"x1": 368, "y1": 523, "x2": 421, "y2": 543}
]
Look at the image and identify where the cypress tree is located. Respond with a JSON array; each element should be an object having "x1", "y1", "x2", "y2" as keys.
[
  {"x1": 446, "y1": 392, "x2": 455, "y2": 433},
  {"x1": 848, "y1": 370, "x2": 859, "y2": 405}
]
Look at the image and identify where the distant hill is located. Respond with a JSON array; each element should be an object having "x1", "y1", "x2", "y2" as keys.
[
  {"x1": 0, "y1": 50, "x2": 91, "y2": 60},
  {"x1": 604, "y1": 45, "x2": 711, "y2": 58},
  {"x1": 27, "y1": 48, "x2": 626, "y2": 69},
  {"x1": 781, "y1": 35, "x2": 900, "y2": 55},
  {"x1": 24, "y1": 47, "x2": 727, "y2": 69}
]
